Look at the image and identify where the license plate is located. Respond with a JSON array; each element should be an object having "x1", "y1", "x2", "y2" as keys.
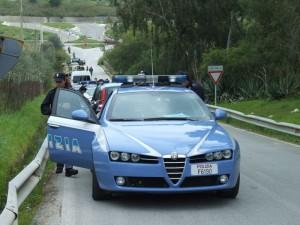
[{"x1": 191, "y1": 163, "x2": 218, "y2": 176}]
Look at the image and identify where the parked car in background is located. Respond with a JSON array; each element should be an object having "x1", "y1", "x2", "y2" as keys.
[
  {"x1": 91, "y1": 83, "x2": 122, "y2": 113},
  {"x1": 71, "y1": 70, "x2": 91, "y2": 86}
]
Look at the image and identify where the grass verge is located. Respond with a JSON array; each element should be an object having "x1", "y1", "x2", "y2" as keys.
[
  {"x1": 0, "y1": 95, "x2": 46, "y2": 210},
  {"x1": 0, "y1": 23, "x2": 52, "y2": 40},
  {"x1": 222, "y1": 117, "x2": 300, "y2": 146},
  {"x1": 220, "y1": 98, "x2": 300, "y2": 125},
  {"x1": 43, "y1": 22, "x2": 75, "y2": 30},
  {"x1": 69, "y1": 36, "x2": 103, "y2": 44},
  {"x1": 18, "y1": 161, "x2": 55, "y2": 225}
]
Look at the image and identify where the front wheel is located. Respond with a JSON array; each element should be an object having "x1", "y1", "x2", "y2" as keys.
[
  {"x1": 92, "y1": 170, "x2": 112, "y2": 200},
  {"x1": 217, "y1": 175, "x2": 240, "y2": 198}
]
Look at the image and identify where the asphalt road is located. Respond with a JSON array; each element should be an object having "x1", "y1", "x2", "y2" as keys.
[
  {"x1": 65, "y1": 45, "x2": 110, "y2": 81},
  {"x1": 33, "y1": 125, "x2": 300, "y2": 225},
  {"x1": 74, "y1": 23, "x2": 106, "y2": 41}
]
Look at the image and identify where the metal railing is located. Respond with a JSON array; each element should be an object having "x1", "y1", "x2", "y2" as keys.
[
  {"x1": 208, "y1": 105, "x2": 300, "y2": 137},
  {"x1": 0, "y1": 138, "x2": 48, "y2": 225}
]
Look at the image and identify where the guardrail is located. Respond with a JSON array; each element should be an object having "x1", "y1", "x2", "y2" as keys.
[
  {"x1": 208, "y1": 105, "x2": 300, "y2": 137},
  {"x1": 0, "y1": 138, "x2": 48, "y2": 225}
]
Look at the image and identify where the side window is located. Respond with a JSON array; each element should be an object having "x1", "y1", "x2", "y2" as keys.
[{"x1": 54, "y1": 89, "x2": 92, "y2": 120}]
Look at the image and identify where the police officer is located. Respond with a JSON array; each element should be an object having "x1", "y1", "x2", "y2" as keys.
[
  {"x1": 183, "y1": 74, "x2": 206, "y2": 102},
  {"x1": 41, "y1": 73, "x2": 78, "y2": 177}
]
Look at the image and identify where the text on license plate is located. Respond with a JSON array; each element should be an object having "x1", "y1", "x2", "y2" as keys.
[{"x1": 191, "y1": 163, "x2": 218, "y2": 176}]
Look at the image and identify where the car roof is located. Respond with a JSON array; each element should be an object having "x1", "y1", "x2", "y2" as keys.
[{"x1": 116, "y1": 86, "x2": 192, "y2": 94}]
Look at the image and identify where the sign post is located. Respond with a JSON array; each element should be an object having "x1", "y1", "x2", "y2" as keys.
[{"x1": 208, "y1": 65, "x2": 224, "y2": 105}]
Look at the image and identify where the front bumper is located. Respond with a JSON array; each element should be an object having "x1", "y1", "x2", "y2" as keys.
[{"x1": 93, "y1": 151, "x2": 240, "y2": 193}]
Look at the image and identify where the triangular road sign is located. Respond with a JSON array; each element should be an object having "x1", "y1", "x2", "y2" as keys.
[
  {"x1": 208, "y1": 65, "x2": 224, "y2": 85},
  {"x1": 209, "y1": 71, "x2": 223, "y2": 84}
]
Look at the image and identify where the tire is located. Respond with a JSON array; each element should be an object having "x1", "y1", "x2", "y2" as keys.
[
  {"x1": 92, "y1": 170, "x2": 111, "y2": 200},
  {"x1": 217, "y1": 175, "x2": 240, "y2": 199}
]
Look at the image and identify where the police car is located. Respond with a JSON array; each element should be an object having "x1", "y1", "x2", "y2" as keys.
[{"x1": 47, "y1": 75, "x2": 240, "y2": 200}]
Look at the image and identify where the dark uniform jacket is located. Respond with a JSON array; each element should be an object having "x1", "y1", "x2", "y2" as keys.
[
  {"x1": 41, "y1": 88, "x2": 57, "y2": 115},
  {"x1": 191, "y1": 82, "x2": 206, "y2": 102}
]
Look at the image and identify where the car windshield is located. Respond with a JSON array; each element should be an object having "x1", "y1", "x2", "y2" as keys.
[{"x1": 107, "y1": 91, "x2": 212, "y2": 121}]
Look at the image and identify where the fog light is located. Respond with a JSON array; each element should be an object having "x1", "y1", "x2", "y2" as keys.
[
  {"x1": 121, "y1": 152, "x2": 130, "y2": 161},
  {"x1": 131, "y1": 153, "x2": 140, "y2": 162},
  {"x1": 110, "y1": 151, "x2": 120, "y2": 161},
  {"x1": 222, "y1": 150, "x2": 232, "y2": 159},
  {"x1": 214, "y1": 151, "x2": 223, "y2": 160},
  {"x1": 219, "y1": 175, "x2": 229, "y2": 184},
  {"x1": 205, "y1": 152, "x2": 214, "y2": 161},
  {"x1": 116, "y1": 176, "x2": 126, "y2": 186}
]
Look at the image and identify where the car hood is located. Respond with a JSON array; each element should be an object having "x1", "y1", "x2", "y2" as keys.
[{"x1": 103, "y1": 120, "x2": 233, "y2": 157}]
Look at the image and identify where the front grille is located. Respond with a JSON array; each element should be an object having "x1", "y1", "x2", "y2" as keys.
[
  {"x1": 164, "y1": 157, "x2": 186, "y2": 184},
  {"x1": 180, "y1": 175, "x2": 228, "y2": 187},
  {"x1": 124, "y1": 177, "x2": 169, "y2": 188}
]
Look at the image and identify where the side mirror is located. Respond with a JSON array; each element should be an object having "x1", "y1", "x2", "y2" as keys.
[
  {"x1": 215, "y1": 109, "x2": 227, "y2": 120},
  {"x1": 72, "y1": 109, "x2": 89, "y2": 122}
]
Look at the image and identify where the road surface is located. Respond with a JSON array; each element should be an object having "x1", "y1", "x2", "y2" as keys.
[
  {"x1": 33, "y1": 124, "x2": 300, "y2": 225},
  {"x1": 65, "y1": 45, "x2": 109, "y2": 81}
]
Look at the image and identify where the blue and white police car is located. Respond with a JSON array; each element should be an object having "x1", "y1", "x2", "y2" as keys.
[{"x1": 47, "y1": 75, "x2": 240, "y2": 200}]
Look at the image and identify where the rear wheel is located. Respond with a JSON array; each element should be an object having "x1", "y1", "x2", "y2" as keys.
[
  {"x1": 217, "y1": 175, "x2": 240, "y2": 198},
  {"x1": 92, "y1": 170, "x2": 111, "y2": 200}
]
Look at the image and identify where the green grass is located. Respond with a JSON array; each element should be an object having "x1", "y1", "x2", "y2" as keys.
[
  {"x1": 43, "y1": 22, "x2": 75, "y2": 30},
  {"x1": 76, "y1": 43, "x2": 105, "y2": 49},
  {"x1": 19, "y1": 161, "x2": 55, "y2": 225},
  {"x1": 0, "y1": 95, "x2": 46, "y2": 210},
  {"x1": 221, "y1": 118, "x2": 300, "y2": 146},
  {"x1": 70, "y1": 35, "x2": 103, "y2": 44},
  {"x1": 0, "y1": 23, "x2": 52, "y2": 40},
  {"x1": 220, "y1": 98, "x2": 300, "y2": 125},
  {"x1": 0, "y1": 0, "x2": 116, "y2": 17}
]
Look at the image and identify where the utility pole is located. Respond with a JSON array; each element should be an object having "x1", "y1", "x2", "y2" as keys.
[{"x1": 20, "y1": 0, "x2": 24, "y2": 41}]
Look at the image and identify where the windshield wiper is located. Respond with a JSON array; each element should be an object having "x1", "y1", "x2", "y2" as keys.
[
  {"x1": 109, "y1": 118, "x2": 144, "y2": 121},
  {"x1": 143, "y1": 117, "x2": 197, "y2": 121}
]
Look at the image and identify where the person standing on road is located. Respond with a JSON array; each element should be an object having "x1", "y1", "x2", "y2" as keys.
[
  {"x1": 67, "y1": 46, "x2": 71, "y2": 54},
  {"x1": 89, "y1": 66, "x2": 94, "y2": 76},
  {"x1": 40, "y1": 73, "x2": 78, "y2": 177}
]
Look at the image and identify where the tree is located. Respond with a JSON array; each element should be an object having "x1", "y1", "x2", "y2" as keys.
[{"x1": 49, "y1": 0, "x2": 61, "y2": 7}]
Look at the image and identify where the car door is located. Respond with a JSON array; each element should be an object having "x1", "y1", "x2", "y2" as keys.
[{"x1": 47, "y1": 88, "x2": 100, "y2": 169}]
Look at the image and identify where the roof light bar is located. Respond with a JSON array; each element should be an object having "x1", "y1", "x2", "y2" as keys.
[{"x1": 112, "y1": 75, "x2": 187, "y2": 86}]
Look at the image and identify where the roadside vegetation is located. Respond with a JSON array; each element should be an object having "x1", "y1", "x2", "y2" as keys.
[
  {"x1": 102, "y1": 0, "x2": 300, "y2": 102},
  {"x1": 0, "y1": 26, "x2": 69, "y2": 224},
  {"x1": 43, "y1": 22, "x2": 75, "y2": 30},
  {"x1": 220, "y1": 98, "x2": 300, "y2": 125},
  {"x1": 0, "y1": 0, "x2": 116, "y2": 17},
  {"x1": 0, "y1": 22, "x2": 52, "y2": 41}
]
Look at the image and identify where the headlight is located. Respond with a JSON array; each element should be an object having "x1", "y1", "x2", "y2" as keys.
[
  {"x1": 213, "y1": 151, "x2": 223, "y2": 160},
  {"x1": 121, "y1": 152, "x2": 130, "y2": 161},
  {"x1": 205, "y1": 152, "x2": 214, "y2": 161},
  {"x1": 222, "y1": 150, "x2": 232, "y2": 159},
  {"x1": 131, "y1": 153, "x2": 140, "y2": 162},
  {"x1": 110, "y1": 151, "x2": 120, "y2": 161}
]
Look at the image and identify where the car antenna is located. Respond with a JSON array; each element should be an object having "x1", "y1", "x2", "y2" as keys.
[{"x1": 150, "y1": 23, "x2": 155, "y2": 87}]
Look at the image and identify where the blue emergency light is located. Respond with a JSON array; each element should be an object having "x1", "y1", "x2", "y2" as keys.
[{"x1": 112, "y1": 75, "x2": 187, "y2": 86}]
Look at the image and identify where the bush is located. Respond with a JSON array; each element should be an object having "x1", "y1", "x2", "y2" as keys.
[
  {"x1": 49, "y1": 0, "x2": 61, "y2": 7},
  {"x1": 47, "y1": 34, "x2": 62, "y2": 49}
]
